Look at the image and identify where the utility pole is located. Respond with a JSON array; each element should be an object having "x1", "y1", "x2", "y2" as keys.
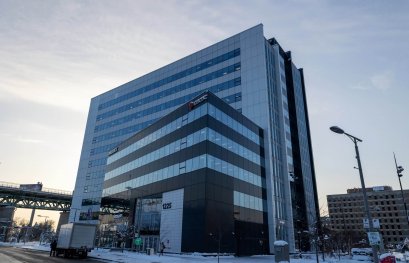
[
  {"x1": 394, "y1": 153, "x2": 409, "y2": 227},
  {"x1": 330, "y1": 126, "x2": 379, "y2": 263}
]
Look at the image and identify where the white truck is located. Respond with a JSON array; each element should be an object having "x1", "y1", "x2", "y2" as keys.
[{"x1": 56, "y1": 223, "x2": 97, "y2": 258}]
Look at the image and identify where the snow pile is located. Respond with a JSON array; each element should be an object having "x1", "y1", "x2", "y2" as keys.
[
  {"x1": 0, "y1": 241, "x2": 50, "y2": 252},
  {"x1": 380, "y1": 252, "x2": 393, "y2": 260},
  {"x1": 274, "y1": 240, "x2": 288, "y2": 246}
]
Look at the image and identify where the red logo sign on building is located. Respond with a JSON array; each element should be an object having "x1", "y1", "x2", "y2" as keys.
[{"x1": 188, "y1": 94, "x2": 208, "y2": 110}]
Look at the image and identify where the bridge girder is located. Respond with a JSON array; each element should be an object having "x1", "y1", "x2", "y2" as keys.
[
  {"x1": 0, "y1": 185, "x2": 129, "y2": 214},
  {"x1": 0, "y1": 192, "x2": 71, "y2": 211}
]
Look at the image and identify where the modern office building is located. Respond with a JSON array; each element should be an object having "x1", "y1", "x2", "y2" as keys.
[
  {"x1": 70, "y1": 24, "x2": 319, "y2": 253},
  {"x1": 103, "y1": 92, "x2": 267, "y2": 254},
  {"x1": 327, "y1": 186, "x2": 409, "y2": 247}
]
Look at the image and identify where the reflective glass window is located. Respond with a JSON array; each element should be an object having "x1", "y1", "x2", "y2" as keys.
[{"x1": 98, "y1": 49, "x2": 240, "y2": 111}]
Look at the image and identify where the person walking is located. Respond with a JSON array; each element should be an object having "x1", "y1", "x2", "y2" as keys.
[
  {"x1": 159, "y1": 242, "x2": 166, "y2": 256},
  {"x1": 50, "y1": 240, "x2": 57, "y2": 256}
]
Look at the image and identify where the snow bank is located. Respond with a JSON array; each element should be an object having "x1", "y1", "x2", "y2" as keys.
[{"x1": 274, "y1": 240, "x2": 288, "y2": 246}]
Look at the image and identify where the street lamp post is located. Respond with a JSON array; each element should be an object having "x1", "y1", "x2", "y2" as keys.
[
  {"x1": 125, "y1": 186, "x2": 135, "y2": 250},
  {"x1": 70, "y1": 208, "x2": 80, "y2": 223},
  {"x1": 277, "y1": 219, "x2": 285, "y2": 240},
  {"x1": 209, "y1": 231, "x2": 221, "y2": 263},
  {"x1": 330, "y1": 126, "x2": 379, "y2": 263},
  {"x1": 394, "y1": 153, "x2": 409, "y2": 227},
  {"x1": 134, "y1": 198, "x2": 144, "y2": 251},
  {"x1": 297, "y1": 230, "x2": 302, "y2": 252}
]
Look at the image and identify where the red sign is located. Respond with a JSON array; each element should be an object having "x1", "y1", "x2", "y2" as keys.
[{"x1": 188, "y1": 94, "x2": 208, "y2": 110}]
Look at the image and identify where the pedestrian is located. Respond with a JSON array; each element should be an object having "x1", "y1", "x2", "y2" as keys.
[
  {"x1": 50, "y1": 240, "x2": 57, "y2": 256},
  {"x1": 159, "y1": 242, "x2": 166, "y2": 256}
]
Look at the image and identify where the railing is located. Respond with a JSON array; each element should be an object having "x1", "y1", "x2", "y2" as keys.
[
  {"x1": 0, "y1": 181, "x2": 72, "y2": 196},
  {"x1": 0, "y1": 181, "x2": 19, "y2": 189},
  {"x1": 41, "y1": 187, "x2": 73, "y2": 196}
]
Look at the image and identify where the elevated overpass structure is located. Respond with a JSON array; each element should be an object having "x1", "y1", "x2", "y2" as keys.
[
  {"x1": 0, "y1": 181, "x2": 72, "y2": 211},
  {"x1": 0, "y1": 181, "x2": 129, "y2": 242},
  {"x1": 0, "y1": 181, "x2": 129, "y2": 213}
]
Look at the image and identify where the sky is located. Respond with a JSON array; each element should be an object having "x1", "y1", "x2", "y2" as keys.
[{"x1": 0, "y1": 0, "x2": 408, "y2": 223}]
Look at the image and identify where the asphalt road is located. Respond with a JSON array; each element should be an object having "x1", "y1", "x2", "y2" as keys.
[{"x1": 0, "y1": 247, "x2": 105, "y2": 263}]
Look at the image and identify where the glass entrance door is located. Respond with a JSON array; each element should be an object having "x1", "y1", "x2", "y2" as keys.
[{"x1": 141, "y1": 235, "x2": 160, "y2": 253}]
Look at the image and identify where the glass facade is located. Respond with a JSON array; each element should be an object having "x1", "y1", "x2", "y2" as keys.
[
  {"x1": 105, "y1": 127, "x2": 262, "y2": 181},
  {"x1": 234, "y1": 191, "x2": 265, "y2": 212},
  {"x1": 93, "y1": 87, "x2": 241, "y2": 143},
  {"x1": 104, "y1": 152, "x2": 265, "y2": 197},
  {"x1": 72, "y1": 24, "x2": 318, "y2": 254},
  {"x1": 135, "y1": 197, "x2": 162, "y2": 235},
  {"x1": 98, "y1": 49, "x2": 240, "y2": 110},
  {"x1": 96, "y1": 64, "x2": 240, "y2": 122},
  {"x1": 103, "y1": 92, "x2": 267, "y2": 254}
]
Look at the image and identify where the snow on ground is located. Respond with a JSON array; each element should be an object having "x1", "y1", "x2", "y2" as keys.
[
  {"x1": 0, "y1": 241, "x2": 50, "y2": 252},
  {"x1": 0, "y1": 241, "x2": 375, "y2": 263},
  {"x1": 86, "y1": 250, "x2": 352, "y2": 263}
]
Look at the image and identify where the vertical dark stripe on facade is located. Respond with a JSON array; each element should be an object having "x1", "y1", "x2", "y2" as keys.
[
  {"x1": 299, "y1": 69, "x2": 320, "y2": 224},
  {"x1": 284, "y1": 56, "x2": 309, "y2": 248}
]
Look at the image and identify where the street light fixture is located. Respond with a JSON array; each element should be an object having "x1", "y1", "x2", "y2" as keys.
[
  {"x1": 209, "y1": 232, "x2": 221, "y2": 263},
  {"x1": 125, "y1": 186, "x2": 136, "y2": 250},
  {"x1": 394, "y1": 153, "x2": 409, "y2": 227},
  {"x1": 330, "y1": 126, "x2": 379, "y2": 263},
  {"x1": 125, "y1": 186, "x2": 149, "y2": 251},
  {"x1": 70, "y1": 208, "x2": 80, "y2": 223}
]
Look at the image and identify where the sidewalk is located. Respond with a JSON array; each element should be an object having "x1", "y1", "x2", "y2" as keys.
[{"x1": 0, "y1": 241, "x2": 363, "y2": 263}]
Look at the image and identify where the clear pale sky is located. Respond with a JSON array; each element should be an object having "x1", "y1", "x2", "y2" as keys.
[{"x1": 1, "y1": 1, "x2": 408, "y2": 223}]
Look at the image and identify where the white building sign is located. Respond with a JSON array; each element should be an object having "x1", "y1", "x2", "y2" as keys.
[
  {"x1": 367, "y1": 232, "x2": 381, "y2": 245},
  {"x1": 160, "y1": 188, "x2": 184, "y2": 253},
  {"x1": 363, "y1": 218, "x2": 380, "y2": 229}
]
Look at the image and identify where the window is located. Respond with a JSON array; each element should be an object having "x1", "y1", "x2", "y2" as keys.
[{"x1": 98, "y1": 49, "x2": 241, "y2": 111}]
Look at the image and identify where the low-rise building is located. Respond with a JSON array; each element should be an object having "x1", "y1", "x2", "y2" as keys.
[
  {"x1": 0, "y1": 205, "x2": 15, "y2": 241},
  {"x1": 327, "y1": 186, "x2": 409, "y2": 246}
]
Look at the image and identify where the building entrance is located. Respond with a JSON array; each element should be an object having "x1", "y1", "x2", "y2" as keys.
[
  {"x1": 134, "y1": 197, "x2": 162, "y2": 252},
  {"x1": 140, "y1": 235, "x2": 160, "y2": 253}
]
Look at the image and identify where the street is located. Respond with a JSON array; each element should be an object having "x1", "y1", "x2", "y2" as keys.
[{"x1": 0, "y1": 247, "x2": 104, "y2": 263}]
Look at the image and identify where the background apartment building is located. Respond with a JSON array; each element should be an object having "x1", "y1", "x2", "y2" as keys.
[{"x1": 327, "y1": 186, "x2": 409, "y2": 247}]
